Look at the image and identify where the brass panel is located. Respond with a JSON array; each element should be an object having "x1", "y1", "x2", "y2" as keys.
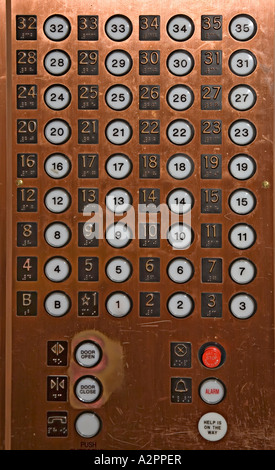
[{"x1": 1, "y1": 0, "x2": 274, "y2": 450}]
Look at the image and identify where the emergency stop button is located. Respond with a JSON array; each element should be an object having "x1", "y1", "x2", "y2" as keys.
[
  {"x1": 202, "y1": 346, "x2": 221, "y2": 368},
  {"x1": 199, "y1": 342, "x2": 225, "y2": 369}
]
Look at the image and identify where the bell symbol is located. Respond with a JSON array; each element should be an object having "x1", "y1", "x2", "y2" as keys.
[{"x1": 175, "y1": 379, "x2": 188, "y2": 393}]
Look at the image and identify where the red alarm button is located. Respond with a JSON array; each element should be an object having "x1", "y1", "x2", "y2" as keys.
[{"x1": 202, "y1": 346, "x2": 222, "y2": 368}]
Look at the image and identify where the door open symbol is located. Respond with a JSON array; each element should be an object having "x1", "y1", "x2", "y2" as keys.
[{"x1": 175, "y1": 379, "x2": 188, "y2": 392}]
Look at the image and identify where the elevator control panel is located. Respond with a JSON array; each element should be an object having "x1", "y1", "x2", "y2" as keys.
[{"x1": 0, "y1": 0, "x2": 274, "y2": 450}]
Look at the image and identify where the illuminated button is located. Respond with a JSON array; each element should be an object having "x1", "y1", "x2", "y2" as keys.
[
  {"x1": 44, "y1": 188, "x2": 71, "y2": 213},
  {"x1": 74, "y1": 376, "x2": 102, "y2": 403},
  {"x1": 199, "y1": 378, "x2": 226, "y2": 404},
  {"x1": 167, "y1": 257, "x2": 194, "y2": 284},
  {"x1": 105, "y1": 222, "x2": 132, "y2": 248},
  {"x1": 44, "y1": 119, "x2": 71, "y2": 145},
  {"x1": 167, "y1": 188, "x2": 194, "y2": 214},
  {"x1": 44, "y1": 222, "x2": 71, "y2": 248},
  {"x1": 105, "y1": 15, "x2": 132, "y2": 41},
  {"x1": 44, "y1": 15, "x2": 71, "y2": 41},
  {"x1": 229, "y1": 223, "x2": 256, "y2": 249},
  {"x1": 75, "y1": 412, "x2": 101, "y2": 439},
  {"x1": 167, "y1": 292, "x2": 194, "y2": 318},
  {"x1": 44, "y1": 84, "x2": 71, "y2": 110},
  {"x1": 44, "y1": 291, "x2": 71, "y2": 317},
  {"x1": 229, "y1": 50, "x2": 257, "y2": 76},
  {"x1": 105, "y1": 154, "x2": 132, "y2": 179},
  {"x1": 229, "y1": 85, "x2": 257, "y2": 111},
  {"x1": 167, "y1": 154, "x2": 194, "y2": 180},
  {"x1": 229, "y1": 154, "x2": 256, "y2": 180},
  {"x1": 75, "y1": 341, "x2": 102, "y2": 368},
  {"x1": 105, "y1": 188, "x2": 132, "y2": 214},
  {"x1": 229, "y1": 292, "x2": 257, "y2": 319},
  {"x1": 167, "y1": 223, "x2": 193, "y2": 250},
  {"x1": 228, "y1": 119, "x2": 256, "y2": 146},
  {"x1": 105, "y1": 50, "x2": 132, "y2": 76},
  {"x1": 44, "y1": 154, "x2": 71, "y2": 179},
  {"x1": 167, "y1": 120, "x2": 194, "y2": 145},
  {"x1": 44, "y1": 257, "x2": 71, "y2": 282},
  {"x1": 105, "y1": 85, "x2": 132, "y2": 111},
  {"x1": 167, "y1": 15, "x2": 194, "y2": 41},
  {"x1": 229, "y1": 258, "x2": 256, "y2": 284},
  {"x1": 106, "y1": 292, "x2": 132, "y2": 317},
  {"x1": 166, "y1": 85, "x2": 194, "y2": 111},
  {"x1": 44, "y1": 50, "x2": 71, "y2": 75},
  {"x1": 229, "y1": 188, "x2": 256, "y2": 215},
  {"x1": 202, "y1": 346, "x2": 222, "y2": 368},
  {"x1": 106, "y1": 257, "x2": 132, "y2": 283},
  {"x1": 198, "y1": 412, "x2": 227, "y2": 442},
  {"x1": 167, "y1": 50, "x2": 194, "y2": 76},
  {"x1": 105, "y1": 119, "x2": 132, "y2": 145},
  {"x1": 229, "y1": 14, "x2": 257, "y2": 41}
]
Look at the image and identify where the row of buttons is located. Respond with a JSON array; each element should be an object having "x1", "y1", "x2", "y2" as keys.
[
  {"x1": 16, "y1": 14, "x2": 257, "y2": 43},
  {"x1": 17, "y1": 153, "x2": 256, "y2": 181},
  {"x1": 17, "y1": 47, "x2": 256, "y2": 77},
  {"x1": 42, "y1": 289, "x2": 256, "y2": 320},
  {"x1": 24, "y1": 83, "x2": 256, "y2": 112}
]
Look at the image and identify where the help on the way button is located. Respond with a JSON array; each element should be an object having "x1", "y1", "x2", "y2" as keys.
[{"x1": 198, "y1": 412, "x2": 227, "y2": 442}]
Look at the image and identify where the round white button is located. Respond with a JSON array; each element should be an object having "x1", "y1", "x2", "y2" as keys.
[
  {"x1": 105, "y1": 15, "x2": 132, "y2": 41},
  {"x1": 44, "y1": 188, "x2": 71, "y2": 213},
  {"x1": 105, "y1": 85, "x2": 132, "y2": 111},
  {"x1": 229, "y1": 154, "x2": 256, "y2": 180},
  {"x1": 167, "y1": 223, "x2": 193, "y2": 250},
  {"x1": 44, "y1": 257, "x2": 71, "y2": 282},
  {"x1": 167, "y1": 188, "x2": 194, "y2": 214},
  {"x1": 105, "y1": 119, "x2": 132, "y2": 145},
  {"x1": 106, "y1": 292, "x2": 132, "y2": 317},
  {"x1": 75, "y1": 341, "x2": 102, "y2": 368},
  {"x1": 44, "y1": 154, "x2": 71, "y2": 179},
  {"x1": 44, "y1": 15, "x2": 71, "y2": 41},
  {"x1": 75, "y1": 376, "x2": 102, "y2": 403},
  {"x1": 229, "y1": 223, "x2": 256, "y2": 249},
  {"x1": 44, "y1": 291, "x2": 71, "y2": 317},
  {"x1": 166, "y1": 85, "x2": 194, "y2": 111},
  {"x1": 44, "y1": 50, "x2": 71, "y2": 75},
  {"x1": 106, "y1": 257, "x2": 132, "y2": 283},
  {"x1": 167, "y1": 258, "x2": 194, "y2": 283},
  {"x1": 199, "y1": 378, "x2": 226, "y2": 404},
  {"x1": 167, "y1": 120, "x2": 194, "y2": 145},
  {"x1": 229, "y1": 50, "x2": 257, "y2": 76},
  {"x1": 105, "y1": 154, "x2": 132, "y2": 179},
  {"x1": 167, "y1": 292, "x2": 194, "y2": 318},
  {"x1": 229, "y1": 293, "x2": 257, "y2": 319},
  {"x1": 106, "y1": 222, "x2": 132, "y2": 248},
  {"x1": 167, "y1": 154, "x2": 194, "y2": 180},
  {"x1": 44, "y1": 222, "x2": 71, "y2": 248},
  {"x1": 229, "y1": 258, "x2": 256, "y2": 284},
  {"x1": 228, "y1": 119, "x2": 256, "y2": 146},
  {"x1": 198, "y1": 412, "x2": 227, "y2": 442},
  {"x1": 44, "y1": 119, "x2": 71, "y2": 145},
  {"x1": 105, "y1": 188, "x2": 132, "y2": 214},
  {"x1": 75, "y1": 412, "x2": 101, "y2": 439},
  {"x1": 229, "y1": 189, "x2": 256, "y2": 215},
  {"x1": 167, "y1": 15, "x2": 194, "y2": 41},
  {"x1": 229, "y1": 14, "x2": 257, "y2": 41},
  {"x1": 229, "y1": 85, "x2": 257, "y2": 111},
  {"x1": 105, "y1": 50, "x2": 132, "y2": 76},
  {"x1": 167, "y1": 50, "x2": 194, "y2": 76},
  {"x1": 44, "y1": 84, "x2": 71, "y2": 110}
]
